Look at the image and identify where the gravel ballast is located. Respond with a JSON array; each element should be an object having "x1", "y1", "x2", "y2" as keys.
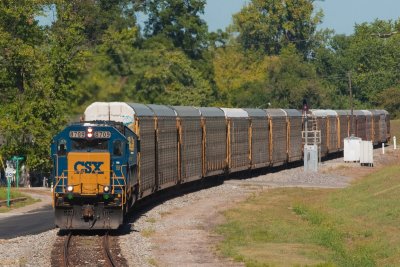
[{"x1": 1, "y1": 146, "x2": 398, "y2": 266}]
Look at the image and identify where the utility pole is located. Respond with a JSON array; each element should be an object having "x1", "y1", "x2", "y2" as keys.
[{"x1": 348, "y1": 72, "x2": 354, "y2": 136}]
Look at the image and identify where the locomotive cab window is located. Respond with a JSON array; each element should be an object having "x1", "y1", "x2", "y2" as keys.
[
  {"x1": 58, "y1": 139, "x2": 67, "y2": 156},
  {"x1": 71, "y1": 139, "x2": 109, "y2": 151},
  {"x1": 113, "y1": 140, "x2": 125, "y2": 156}
]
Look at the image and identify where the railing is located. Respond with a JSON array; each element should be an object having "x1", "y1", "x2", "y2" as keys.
[
  {"x1": 302, "y1": 130, "x2": 321, "y2": 145},
  {"x1": 53, "y1": 170, "x2": 126, "y2": 205}
]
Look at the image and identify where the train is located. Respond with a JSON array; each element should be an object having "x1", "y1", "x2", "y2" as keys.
[{"x1": 51, "y1": 102, "x2": 390, "y2": 229}]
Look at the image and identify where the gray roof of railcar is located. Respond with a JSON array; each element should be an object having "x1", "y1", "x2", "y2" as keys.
[
  {"x1": 310, "y1": 109, "x2": 337, "y2": 117},
  {"x1": 265, "y1": 109, "x2": 286, "y2": 117},
  {"x1": 369, "y1": 110, "x2": 381, "y2": 115},
  {"x1": 171, "y1": 106, "x2": 201, "y2": 117},
  {"x1": 283, "y1": 109, "x2": 302, "y2": 117},
  {"x1": 340, "y1": 110, "x2": 363, "y2": 116},
  {"x1": 147, "y1": 104, "x2": 176, "y2": 117},
  {"x1": 243, "y1": 108, "x2": 267, "y2": 117},
  {"x1": 373, "y1": 110, "x2": 386, "y2": 115},
  {"x1": 361, "y1": 110, "x2": 372, "y2": 116},
  {"x1": 335, "y1": 110, "x2": 349, "y2": 116},
  {"x1": 197, "y1": 107, "x2": 225, "y2": 117},
  {"x1": 127, "y1": 103, "x2": 155, "y2": 116},
  {"x1": 221, "y1": 108, "x2": 249, "y2": 118},
  {"x1": 353, "y1": 110, "x2": 365, "y2": 116}
]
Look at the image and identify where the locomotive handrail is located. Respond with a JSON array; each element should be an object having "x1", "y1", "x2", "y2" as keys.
[
  {"x1": 54, "y1": 169, "x2": 126, "y2": 207},
  {"x1": 54, "y1": 169, "x2": 113, "y2": 193},
  {"x1": 111, "y1": 172, "x2": 126, "y2": 206},
  {"x1": 54, "y1": 172, "x2": 68, "y2": 190}
]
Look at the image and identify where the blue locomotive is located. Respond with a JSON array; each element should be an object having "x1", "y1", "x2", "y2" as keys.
[{"x1": 51, "y1": 122, "x2": 139, "y2": 229}]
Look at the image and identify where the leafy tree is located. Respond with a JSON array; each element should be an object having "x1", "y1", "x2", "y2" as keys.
[
  {"x1": 0, "y1": 0, "x2": 65, "y2": 171},
  {"x1": 378, "y1": 87, "x2": 400, "y2": 118},
  {"x1": 139, "y1": 0, "x2": 209, "y2": 59},
  {"x1": 212, "y1": 46, "x2": 269, "y2": 106},
  {"x1": 313, "y1": 19, "x2": 400, "y2": 111},
  {"x1": 49, "y1": 0, "x2": 139, "y2": 112},
  {"x1": 53, "y1": 0, "x2": 136, "y2": 44},
  {"x1": 313, "y1": 32, "x2": 355, "y2": 108},
  {"x1": 77, "y1": 26, "x2": 140, "y2": 107},
  {"x1": 266, "y1": 46, "x2": 325, "y2": 109},
  {"x1": 232, "y1": 0, "x2": 322, "y2": 56},
  {"x1": 123, "y1": 37, "x2": 215, "y2": 106},
  {"x1": 348, "y1": 20, "x2": 400, "y2": 105}
]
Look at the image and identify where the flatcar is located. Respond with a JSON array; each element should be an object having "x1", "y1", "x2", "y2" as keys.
[{"x1": 51, "y1": 102, "x2": 390, "y2": 229}]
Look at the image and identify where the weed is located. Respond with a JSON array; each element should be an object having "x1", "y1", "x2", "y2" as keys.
[
  {"x1": 146, "y1": 217, "x2": 156, "y2": 223},
  {"x1": 141, "y1": 228, "x2": 155, "y2": 237}
]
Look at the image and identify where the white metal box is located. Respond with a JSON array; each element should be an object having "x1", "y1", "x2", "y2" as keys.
[
  {"x1": 304, "y1": 145, "x2": 318, "y2": 172},
  {"x1": 344, "y1": 137, "x2": 362, "y2": 162},
  {"x1": 360, "y1": 141, "x2": 373, "y2": 166}
]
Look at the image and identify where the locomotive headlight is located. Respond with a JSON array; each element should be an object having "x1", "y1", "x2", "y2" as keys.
[
  {"x1": 67, "y1": 185, "x2": 73, "y2": 192},
  {"x1": 104, "y1": 186, "x2": 110, "y2": 193},
  {"x1": 87, "y1": 127, "x2": 93, "y2": 138}
]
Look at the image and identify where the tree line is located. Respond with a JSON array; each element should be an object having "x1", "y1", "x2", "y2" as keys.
[{"x1": 0, "y1": 0, "x2": 399, "y2": 172}]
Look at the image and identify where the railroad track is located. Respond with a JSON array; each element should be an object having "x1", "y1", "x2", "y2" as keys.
[{"x1": 63, "y1": 231, "x2": 117, "y2": 267}]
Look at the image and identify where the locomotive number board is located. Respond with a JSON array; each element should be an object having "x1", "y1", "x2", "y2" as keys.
[
  {"x1": 69, "y1": 131, "x2": 85, "y2": 138},
  {"x1": 94, "y1": 131, "x2": 111, "y2": 138}
]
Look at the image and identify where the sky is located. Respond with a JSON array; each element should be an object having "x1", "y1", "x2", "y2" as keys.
[
  {"x1": 204, "y1": 0, "x2": 400, "y2": 35},
  {"x1": 38, "y1": 1, "x2": 400, "y2": 36}
]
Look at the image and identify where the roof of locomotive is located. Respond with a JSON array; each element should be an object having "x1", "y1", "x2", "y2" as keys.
[{"x1": 53, "y1": 122, "x2": 129, "y2": 142}]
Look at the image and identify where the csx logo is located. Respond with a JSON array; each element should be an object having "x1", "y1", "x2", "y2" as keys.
[{"x1": 74, "y1": 161, "x2": 104, "y2": 174}]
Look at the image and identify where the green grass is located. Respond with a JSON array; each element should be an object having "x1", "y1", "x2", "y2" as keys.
[
  {"x1": 0, "y1": 187, "x2": 27, "y2": 200},
  {"x1": 216, "y1": 165, "x2": 400, "y2": 267},
  {"x1": 0, "y1": 187, "x2": 39, "y2": 212}
]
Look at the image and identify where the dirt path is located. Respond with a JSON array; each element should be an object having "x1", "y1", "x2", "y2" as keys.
[
  {"x1": 120, "y1": 146, "x2": 399, "y2": 267},
  {"x1": 148, "y1": 186, "x2": 248, "y2": 267}
]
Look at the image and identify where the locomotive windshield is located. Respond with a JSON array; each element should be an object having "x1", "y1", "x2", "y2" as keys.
[{"x1": 71, "y1": 139, "x2": 109, "y2": 151}]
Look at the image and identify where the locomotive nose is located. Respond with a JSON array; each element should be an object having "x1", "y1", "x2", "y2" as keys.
[{"x1": 68, "y1": 152, "x2": 110, "y2": 195}]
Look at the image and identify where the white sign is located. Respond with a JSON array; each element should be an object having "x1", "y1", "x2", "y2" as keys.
[{"x1": 5, "y1": 167, "x2": 16, "y2": 180}]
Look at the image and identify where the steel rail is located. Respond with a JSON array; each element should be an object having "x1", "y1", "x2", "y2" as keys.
[
  {"x1": 63, "y1": 232, "x2": 72, "y2": 267},
  {"x1": 103, "y1": 231, "x2": 117, "y2": 267}
]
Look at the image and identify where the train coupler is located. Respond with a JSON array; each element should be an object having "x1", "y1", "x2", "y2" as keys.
[{"x1": 81, "y1": 204, "x2": 95, "y2": 220}]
